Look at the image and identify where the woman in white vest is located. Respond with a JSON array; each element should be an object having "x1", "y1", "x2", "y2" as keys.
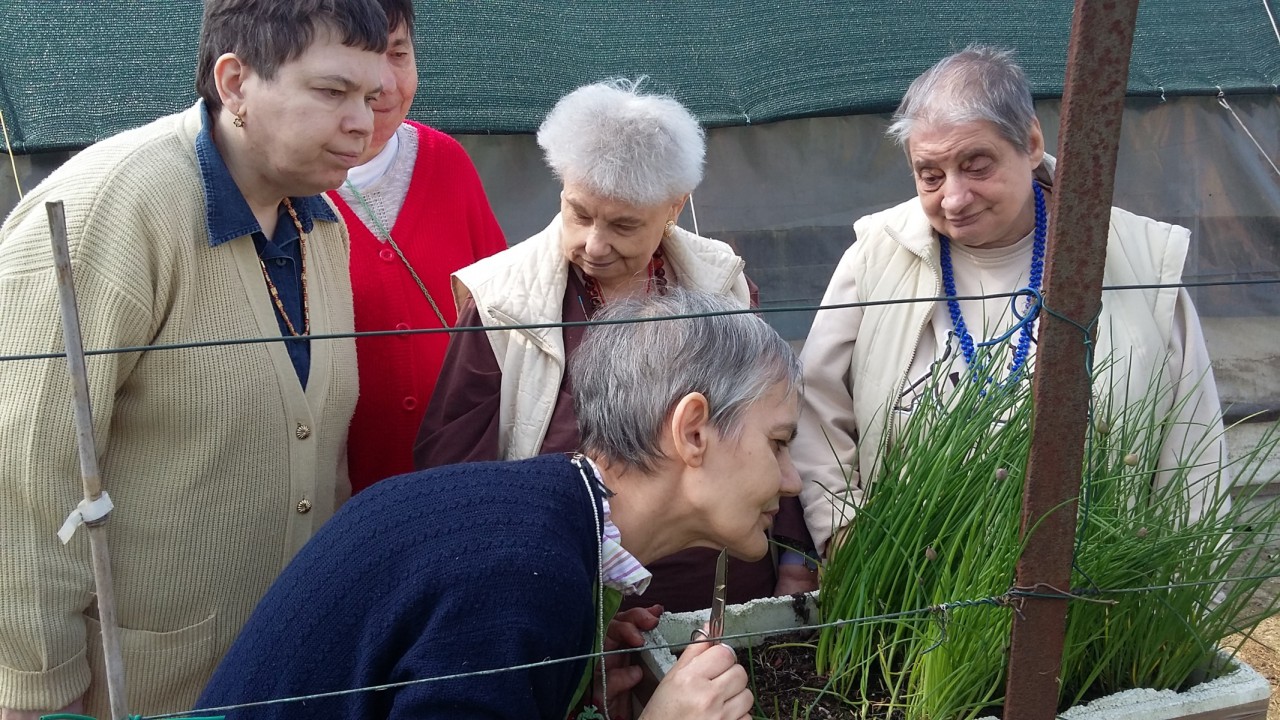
[
  {"x1": 793, "y1": 45, "x2": 1228, "y2": 555},
  {"x1": 416, "y1": 78, "x2": 818, "y2": 626}
]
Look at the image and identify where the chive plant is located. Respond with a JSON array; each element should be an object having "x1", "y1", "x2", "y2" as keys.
[{"x1": 809, "y1": 354, "x2": 1280, "y2": 720}]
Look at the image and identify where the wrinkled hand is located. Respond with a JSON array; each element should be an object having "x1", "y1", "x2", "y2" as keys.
[
  {"x1": 774, "y1": 563, "x2": 819, "y2": 596},
  {"x1": 638, "y1": 623, "x2": 752, "y2": 720},
  {"x1": 1, "y1": 696, "x2": 84, "y2": 720},
  {"x1": 593, "y1": 604, "x2": 663, "y2": 720}
]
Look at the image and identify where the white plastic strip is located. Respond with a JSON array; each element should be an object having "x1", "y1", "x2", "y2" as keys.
[
  {"x1": 1264, "y1": 0, "x2": 1280, "y2": 45},
  {"x1": 57, "y1": 492, "x2": 114, "y2": 544},
  {"x1": 1217, "y1": 93, "x2": 1280, "y2": 178}
]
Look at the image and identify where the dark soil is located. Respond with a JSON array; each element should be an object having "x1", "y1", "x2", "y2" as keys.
[
  {"x1": 742, "y1": 631, "x2": 1246, "y2": 719},
  {"x1": 741, "y1": 632, "x2": 904, "y2": 720}
]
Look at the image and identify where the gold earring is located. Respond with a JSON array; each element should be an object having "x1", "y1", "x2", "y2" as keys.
[
  {"x1": 232, "y1": 114, "x2": 245, "y2": 128},
  {"x1": 664, "y1": 220, "x2": 675, "y2": 238}
]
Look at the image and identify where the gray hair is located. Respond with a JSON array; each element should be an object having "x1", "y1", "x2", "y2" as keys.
[
  {"x1": 536, "y1": 77, "x2": 706, "y2": 207},
  {"x1": 571, "y1": 288, "x2": 802, "y2": 472},
  {"x1": 887, "y1": 45, "x2": 1038, "y2": 153}
]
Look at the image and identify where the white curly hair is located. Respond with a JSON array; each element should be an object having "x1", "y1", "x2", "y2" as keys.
[{"x1": 536, "y1": 77, "x2": 706, "y2": 207}]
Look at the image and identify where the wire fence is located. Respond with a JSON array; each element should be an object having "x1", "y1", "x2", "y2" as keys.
[
  {"x1": 5, "y1": 271, "x2": 1279, "y2": 720},
  {"x1": 2, "y1": 277, "x2": 1278, "y2": 364},
  {"x1": 138, "y1": 571, "x2": 1280, "y2": 720}
]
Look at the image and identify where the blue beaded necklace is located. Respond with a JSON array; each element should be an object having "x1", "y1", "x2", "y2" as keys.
[{"x1": 939, "y1": 181, "x2": 1047, "y2": 384}]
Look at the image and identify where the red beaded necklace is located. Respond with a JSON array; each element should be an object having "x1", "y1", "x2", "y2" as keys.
[
  {"x1": 258, "y1": 198, "x2": 309, "y2": 337},
  {"x1": 582, "y1": 246, "x2": 668, "y2": 312}
]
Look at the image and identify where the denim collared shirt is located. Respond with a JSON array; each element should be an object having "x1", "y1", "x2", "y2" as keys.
[{"x1": 194, "y1": 104, "x2": 338, "y2": 388}]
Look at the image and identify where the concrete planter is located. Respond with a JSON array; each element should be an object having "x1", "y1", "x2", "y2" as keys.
[{"x1": 638, "y1": 592, "x2": 1271, "y2": 719}]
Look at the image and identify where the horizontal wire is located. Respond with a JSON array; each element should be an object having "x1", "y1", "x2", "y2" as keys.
[
  {"x1": 3, "y1": 276, "x2": 1278, "y2": 364},
  {"x1": 4, "y1": 267, "x2": 1271, "y2": 718},
  {"x1": 147, "y1": 569, "x2": 1280, "y2": 720}
]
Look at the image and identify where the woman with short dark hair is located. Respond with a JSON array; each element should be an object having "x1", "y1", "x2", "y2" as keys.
[
  {"x1": 327, "y1": 0, "x2": 507, "y2": 495},
  {"x1": 0, "y1": 1, "x2": 387, "y2": 717}
]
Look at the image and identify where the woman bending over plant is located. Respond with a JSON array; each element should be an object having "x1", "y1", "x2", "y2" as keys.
[{"x1": 198, "y1": 288, "x2": 801, "y2": 720}]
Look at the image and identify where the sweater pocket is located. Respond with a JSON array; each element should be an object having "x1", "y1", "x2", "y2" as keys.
[{"x1": 83, "y1": 613, "x2": 218, "y2": 718}]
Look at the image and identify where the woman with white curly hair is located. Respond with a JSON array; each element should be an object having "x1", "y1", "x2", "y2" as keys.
[{"x1": 415, "y1": 78, "x2": 817, "y2": 619}]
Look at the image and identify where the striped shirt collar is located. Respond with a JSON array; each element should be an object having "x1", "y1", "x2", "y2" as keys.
[{"x1": 580, "y1": 455, "x2": 652, "y2": 596}]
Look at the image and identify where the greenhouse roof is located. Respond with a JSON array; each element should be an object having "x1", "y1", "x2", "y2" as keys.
[{"x1": 2, "y1": 0, "x2": 1278, "y2": 153}]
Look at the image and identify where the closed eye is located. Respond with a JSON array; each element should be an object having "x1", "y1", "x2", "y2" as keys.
[
  {"x1": 963, "y1": 156, "x2": 994, "y2": 176},
  {"x1": 918, "y1": 172, "x2": 943, "y2": 189}
]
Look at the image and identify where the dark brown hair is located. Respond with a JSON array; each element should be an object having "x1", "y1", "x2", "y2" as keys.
[
  {"x1": 377, "y1": 0, "x2": 415, "y2": 38},
  {"x1": 196, "y1": 0, "x2": 388, "y2": 114}
]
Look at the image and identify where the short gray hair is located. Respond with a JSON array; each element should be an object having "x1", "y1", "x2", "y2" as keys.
[
  {"x1": 571, "y1": 288, "x2": 802, "y2": 472},
  {"x1": 536, "y1": 77, "x2": 706, "y2": 207},
  {"x1": 887, "y1": 45, "x2": 1037, "y2": 153}
]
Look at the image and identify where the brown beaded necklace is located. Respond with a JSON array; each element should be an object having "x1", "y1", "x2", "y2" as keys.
[
  {"x1": 582, "y1": 246, "x2": 668, "y2": 312},
  {"x1": 259, "y1": 198, "x2": 309, "y2": 337}
]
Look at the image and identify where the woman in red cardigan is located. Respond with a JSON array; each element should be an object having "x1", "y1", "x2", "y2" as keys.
[{"x1": 327, "y1": 0, "x2": 507, "y2": 493}]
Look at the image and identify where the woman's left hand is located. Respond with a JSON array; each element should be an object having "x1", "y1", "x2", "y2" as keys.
[
  {"x1": 593, "y1": 604, "x2": 664, "y2": 719},
  {"x1": 774, "y1": 564, "x2": 819, "y2": 595}
]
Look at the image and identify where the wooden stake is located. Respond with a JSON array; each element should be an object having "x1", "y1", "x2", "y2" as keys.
[{"x1": 46, "y1": 201, "x2": 129, "y2": 720}]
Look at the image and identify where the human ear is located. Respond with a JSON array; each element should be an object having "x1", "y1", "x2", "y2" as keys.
[
  {"x1": 668, "y1": 392, "x2": 711, "y2": 468},
  {"x1": 213, "y1": 53, "x2": 251, "y2": 118},
  {"x1": 669, "y1": 194, "x2": 690, "y2": 223},
  {"x1": 1026, "y1": 118, "x2": 1046, "y2": 168}
]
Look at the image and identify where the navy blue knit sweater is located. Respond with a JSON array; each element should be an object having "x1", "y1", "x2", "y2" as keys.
[{"x1": 198, "y1": 454, "x2": 603, "y2": 719}]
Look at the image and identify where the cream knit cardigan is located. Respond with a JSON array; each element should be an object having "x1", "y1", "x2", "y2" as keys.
[{"x1": 0, "y1": 103, "x2": 358, "y2": 716}]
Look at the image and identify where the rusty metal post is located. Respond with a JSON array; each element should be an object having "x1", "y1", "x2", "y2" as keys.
[{"x1": 1003, "y1": 1, "x2": 1141, "y2": 718}]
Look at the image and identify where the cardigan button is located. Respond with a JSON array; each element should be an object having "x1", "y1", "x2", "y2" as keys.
[
  {"x1": 295, "y1": 422, "x2": 311, "y2": 440},
  {"x1": 379, "y1": 248, "x2": 394, "y2": 262},
  {"x1": 402, "y1": 396, "x2": 418, "y2": 411},
  {"x1": 296, "y1": 498, "x2": 313, "y2": 514},
  {"x1": 395, "y1": 322, "x2": 410, "y2": 334}
]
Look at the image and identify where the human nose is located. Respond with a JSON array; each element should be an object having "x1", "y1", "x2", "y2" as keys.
[
  {"x1": 940, "y1": 174, "x2": 971, "y2": 213},
  {"x1": 345, "y1": 99, "x2": 374, "y2": 138},
  {"x1": 582, "y1": 227, "x2": 611, "y2": 259},
  {"x1": 378, "y1": 59, "x2": 398, "y2": 98},
  {"x1": 779, "y1": 452, "x2": 802, "y2": 498}
]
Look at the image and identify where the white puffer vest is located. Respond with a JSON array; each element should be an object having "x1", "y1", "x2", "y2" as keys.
[{"x1": 453, "y1": 215, "x2": 751, "y2": 459}]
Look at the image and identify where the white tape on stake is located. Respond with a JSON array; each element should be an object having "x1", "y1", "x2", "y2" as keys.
[{"x1": 57, "y1": 491, "x2": 114, "y2": 544}]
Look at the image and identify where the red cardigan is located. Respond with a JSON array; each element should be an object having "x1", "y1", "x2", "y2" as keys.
[{"x1": 329, "y1": 121, "x2": 507, "y2": 494}]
